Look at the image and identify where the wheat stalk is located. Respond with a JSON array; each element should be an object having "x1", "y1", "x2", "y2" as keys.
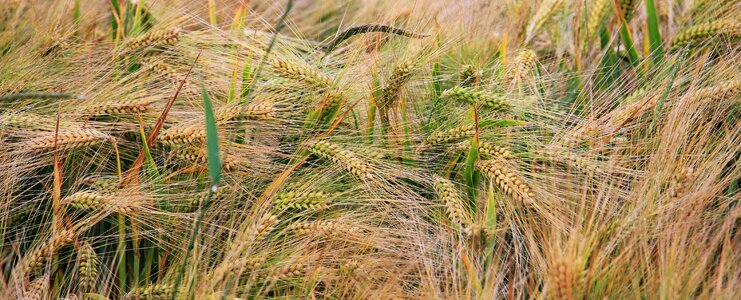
[{"x1": 441, "y1": 86, "x2": 513, "y2": 111}]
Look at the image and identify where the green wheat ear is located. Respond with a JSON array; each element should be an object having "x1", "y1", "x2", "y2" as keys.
[{"x1": 441, "y1": 86, "x2": 513, "y2": 111}]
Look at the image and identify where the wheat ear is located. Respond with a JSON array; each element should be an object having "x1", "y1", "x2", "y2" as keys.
[
  {"x1": 274, "y1": 190, "x2": 332, "y2": 211},
  {"x1": 425, "y1": 124, "x2": 475, "y2": 145},
  {"x1": 306, "y1": 140, "x2": 373, "y2": 180},
  {"x1": 77, "y1": 241, "x2": 98, "y2": 293},
  {"x1": 21, "y1": 129, "x2": 111, "y2": 152},
  {"x1": 270, "y1": 58, "x2": 333, "y2": 89},
  {"x1": 432, "y1": 175, "x2": 472, "y2": 230},
  {"x1": 476, "y1": 159, "x2": 534, "y2": 202},
  {"x1": 123, "y1": 284, "x2": 174, "y2": 300},
  {"x1": 441, "y1": 86, "x2": 513, "y2": 111},
  {"x1": 16, "y1": 229, "x2": 76, "y2": 279},
  {"x1": 287, "y1": 220, "x2": 362, "y2": 236},
  {"x1": 120, "y1": 27, "x2": 181, "y2": 55},
  {"x1": 160, "y1": 124, "x2": 206, "y2": 146},
  {"x1": 670, "y1": 20, "x2": 741, "y2": 51}
]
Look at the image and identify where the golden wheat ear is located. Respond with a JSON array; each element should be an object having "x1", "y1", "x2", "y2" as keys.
[{"x1": 20, "y1": 129, "x2": 112, "y2": 153}]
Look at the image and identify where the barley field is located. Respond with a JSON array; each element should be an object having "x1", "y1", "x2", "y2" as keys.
[{"x1": 0, "y1": 0, "x2": 739, "y2": 299}]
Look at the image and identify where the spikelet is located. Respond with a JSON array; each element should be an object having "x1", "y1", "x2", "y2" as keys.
[
  {"x1": 670, "y1": 167, "x2": 695, "y2": 198},
  {"x1": 86, "y1": 98, "x2": 155, "y2": 116},
  {"x1": 463, "y1": 222, "x2": 492, "y2": 242},
  {"x1": 270, "y1": 58, "x2": 332, "y2": 89},
  {"x1": 17, "y1": 229, "x2": 76, "y2": 279},
  {"x1": 160, "y1": 124, "x2": 206, "y2": 146},
  {"x1": 306, "y1": 141, "x2": 373, "y2": 180},
  {"x1": 586, "y1": 0, "x2": 612, "y2": 38},
  {"x1": 121, "y1": 27, "x2": 181, "y2": 54},
  {"x1": 123, "y1": 284, "x2": 174, "y2": 300},
  {"x1": 77, "y1": 242, "x2": 98, "y2": 292},
  {"x1": 216, "y1": 102, "x2": 275, "y2": 122},
  {"x1": 476, "y1": 159, "x2": 534, "y2": 202},
  {"x1": 21, "y1": 129, "x2": 111, "y2": 152},
  {"x1": 670, "y1": 20, "x2": 741, "y2": 51},
  {"x1": 432, "y1": 175, "x2": 472, "y2": 230},
  {"x1": 441, "y1": 86, "x2": 513, "y2": 111},
  {"x1": 425, "y1": 124, "x2": 475, "y2": 145},
  {"x1": 287, "y1": 220, "x2": 362, "y2": 236},
  {"x1": 547, "y1": 258, "x2": 583, "y2": 300},
  {"x1": 274, "y1": 190, "x2": 332, "y2": 211},
  {"x1": 22, "y1": 274, "x2": 49, "y2": 300},
  {"x1": 379, "y1": 60, "x2": 415, "y2": 109}
]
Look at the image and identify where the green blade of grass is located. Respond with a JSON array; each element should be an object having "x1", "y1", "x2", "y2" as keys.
[
  {"x1": 201, "y1": 82, "x2": 222, "y2": 186},
  {"x1": 645, "y1": 0, "x2": 664, "y2": 63}
]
